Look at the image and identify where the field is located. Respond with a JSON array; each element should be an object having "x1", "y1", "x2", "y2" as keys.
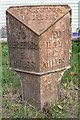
[{"x1": 1, "y1": 41, "x2": 80, "y2": 118}]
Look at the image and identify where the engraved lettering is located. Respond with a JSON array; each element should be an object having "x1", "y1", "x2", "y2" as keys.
[
  {"x1": 13, "y1": 60, "x2": 35, "y2": 70},
  {"x1": 9, "y1": 41, "x2": 39, "y2": 50},
  {"x1": 22, "y1": 31, "x2": 26, "y2": 39},
  {"x1": 46, "y1": 41, "x2": 51, "y2": 49},
  {"x1": 25, "y1": 6, "x2": 66, "y2": 20},
  {"x1": 52, "y1": 31, "x2": 61, "y2": 39},
  {"x1": 42, "y1": 58, "x2": 65, "y2": 69},
  {"x1": 43, "y1": 61, "x2": 48, "y2": 68}
]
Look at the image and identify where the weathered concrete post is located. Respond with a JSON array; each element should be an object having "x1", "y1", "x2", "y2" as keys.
[{"x1": 6, "y1": 5, "x2": 71, "y2": 110}]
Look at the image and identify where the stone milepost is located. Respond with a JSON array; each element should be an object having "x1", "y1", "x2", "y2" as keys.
[{"x1": 6, "y1": 5, "x2": 71, "y2": 110}]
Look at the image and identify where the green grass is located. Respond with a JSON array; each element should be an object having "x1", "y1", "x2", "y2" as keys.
[{"x1": 2, "y1": 41, "x2": 79, "y2": 118}]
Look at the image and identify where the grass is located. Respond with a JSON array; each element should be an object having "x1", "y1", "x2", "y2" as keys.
[{"x1": 1, "y1": 41, "x2": 79, "y2": 118}]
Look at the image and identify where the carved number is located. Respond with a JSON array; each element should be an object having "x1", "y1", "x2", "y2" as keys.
[{"x1": 52, "y1": 31, "x2": 61, "y2": 39}]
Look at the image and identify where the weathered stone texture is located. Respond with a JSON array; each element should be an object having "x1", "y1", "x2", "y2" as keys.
[{"x1": 6, "y1": 5, "x2": 71, "y2": 110}]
